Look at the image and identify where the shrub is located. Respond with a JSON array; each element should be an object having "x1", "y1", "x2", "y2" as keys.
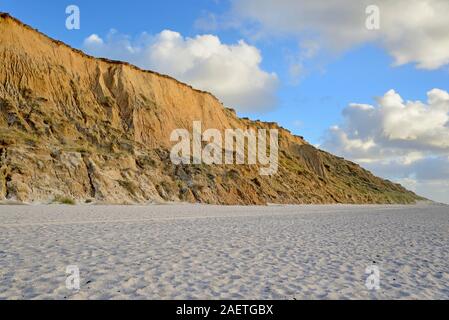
[{"x1": 53, "y1": 195, "x2": 76, "y2": 205}]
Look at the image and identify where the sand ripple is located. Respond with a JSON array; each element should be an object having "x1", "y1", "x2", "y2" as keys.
[{"x1": 0, "y1": 204, "x2": 448, "y2": 299}]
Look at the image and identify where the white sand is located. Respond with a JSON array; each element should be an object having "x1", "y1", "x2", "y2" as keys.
[{"x1": 0, "y1": 203, "x2": 448, "y2": 300}]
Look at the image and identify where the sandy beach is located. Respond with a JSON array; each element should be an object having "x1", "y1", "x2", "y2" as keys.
[{"x1": 0, "y1": 203, "x2": 448, "y2": 300}]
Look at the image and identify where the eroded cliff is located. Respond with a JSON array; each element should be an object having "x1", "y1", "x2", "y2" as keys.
[{"x1": 0, "y1": 13, "x2": 421, "y2": 204}]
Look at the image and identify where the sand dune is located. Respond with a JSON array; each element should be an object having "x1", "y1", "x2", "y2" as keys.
[{"x1": 0, "y1": 203, "x2": 448, "y2": 300}]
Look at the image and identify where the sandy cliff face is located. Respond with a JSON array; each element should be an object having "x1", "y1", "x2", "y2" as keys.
[{"x1": 0, "y1": 13, "x2": 422, "y2": 204}]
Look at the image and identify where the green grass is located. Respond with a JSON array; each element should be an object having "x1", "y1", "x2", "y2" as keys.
[
  {"x1": 118, "y1": 180, "x2": 139, "y2": 196},
  {"x1": 52, "y1": 195, "x2": 76, "y2": 205}
]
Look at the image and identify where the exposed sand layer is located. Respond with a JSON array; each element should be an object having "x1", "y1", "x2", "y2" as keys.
[
  {"x1": 0, "y1": 13, "x2": 421, "y2": 205},
  {"x1": 0, "y1": 204, "x2": 448, "y2": 300}
]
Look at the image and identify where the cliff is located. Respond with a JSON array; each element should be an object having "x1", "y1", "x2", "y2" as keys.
[{"x1": 0, "y1": 13, "x2": 422, "y2": 204}]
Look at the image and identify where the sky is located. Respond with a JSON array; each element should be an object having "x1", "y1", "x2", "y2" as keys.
[{"x1": 2, "y1": 0, "x2": 449, "y2": 203}]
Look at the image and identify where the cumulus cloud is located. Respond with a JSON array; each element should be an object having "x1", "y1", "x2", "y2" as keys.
[
  {"x1": 83, "y1": 29, "x2": 278, "y2": 113},
  {"x1": 84, "y1": 34, "x2": 104, "y2": 46},
  {"x1": 322, "y1": 89, "x2": 449, "y2": 203},
  {"x1": 230, "y1": 0, "x2": 449, "y2": 70},
  {"x1": 324, "y1": 89, "x2": 449, "y2": 157}
]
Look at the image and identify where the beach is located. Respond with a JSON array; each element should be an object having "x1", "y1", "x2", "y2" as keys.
[{"x1": 0, "y1": 203, "x2": 448, "y2": 300}]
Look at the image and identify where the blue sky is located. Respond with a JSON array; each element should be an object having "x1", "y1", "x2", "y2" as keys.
[{"x1": 2, "y1": 0, "x2": 449, "y2": 203}]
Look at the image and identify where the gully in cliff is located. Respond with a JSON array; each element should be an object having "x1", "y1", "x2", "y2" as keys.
[{"x1": 170, "y1": 121, "x2": 279, "y2": 176}]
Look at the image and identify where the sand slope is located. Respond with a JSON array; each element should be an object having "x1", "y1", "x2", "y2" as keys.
[{"x1": 0, "y1": 204, "x2": 448, "y2": 300}]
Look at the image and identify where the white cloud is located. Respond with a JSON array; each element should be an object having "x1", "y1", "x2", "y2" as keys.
[
  {"x1": 322, "y1": 89, "x2": 449, "y2": 204},
  {"x1": 83, "y1": 30, "x2": 278, "y2": 113},
  {"x1": 230, "y1": 0, "x2": 449, "y2": 70},
  {"x1": 84, "y1": 34, "x2": 103, "y2": 46}
]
